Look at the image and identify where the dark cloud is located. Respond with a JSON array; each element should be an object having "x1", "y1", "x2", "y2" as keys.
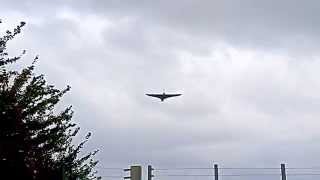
[{"x1": 70, "y1": 0, "x2": 320, "y2": 53}]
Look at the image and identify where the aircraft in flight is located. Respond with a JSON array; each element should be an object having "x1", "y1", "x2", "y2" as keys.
[{"x1": 146, "y1": 92, "x2": 182, "y2": 101}]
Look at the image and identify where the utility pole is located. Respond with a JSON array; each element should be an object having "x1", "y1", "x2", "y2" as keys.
[
  {"x1": 214, "y1": 164, "x2": 218, "y2": 180},
  {"x1": 148, "y1": 165, "x2": 154, "y2": 180},
  {"x1": 124, "y1": 166, "x2": 142, "y2": 180},
  {"x1": 281, "y1": 163, "x2": 286, "y2": 180}
]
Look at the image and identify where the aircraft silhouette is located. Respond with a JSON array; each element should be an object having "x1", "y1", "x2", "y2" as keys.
[{"x1": 146, "y1": 92, "x2": 182, "y2": 101}]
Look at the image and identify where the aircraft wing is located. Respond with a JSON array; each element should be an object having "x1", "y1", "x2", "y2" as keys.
[
  {"x1": 146, "y1": 94, "x2": 164, "y2": 99},
  {"x1": 146, "y1": 93, "x2": 182, "y2": 101},
  {"x1": 164, "y1": 94, "x2": 182, "y2": 98}
]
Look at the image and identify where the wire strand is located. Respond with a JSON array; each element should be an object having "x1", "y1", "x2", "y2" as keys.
[
  {"x1": 96, "y1": 167, "x2": 124, "y2": 170},
  {"x1": 154, "y1": 167, "x2": 320, "y2": 170},
  {"x1": 156, "y1": 173, "x2": 320, "y2": 177},
  {"x1": 100, "y1": 176, "x2": 123, "y2": 178},
  {"x1": 156, "y1": 174, "x2": 282, "y2": 177},
  {"x1": 287, "y1": 173, "x2": 320, "y2": 176}
]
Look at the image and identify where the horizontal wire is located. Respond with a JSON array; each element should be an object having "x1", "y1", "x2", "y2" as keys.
[
  {"x1": 156, "y1": 174, "x2": 213, "y2": 177},
  {"x1": 221, "y1": 174, "x2": 280, "y2": 177},
  {"x1": 287, "y1": 167, "x2": 320, "y2": 169},
  {"x1": 156, "y1": 174, "x2": 281, "y2": 177},
  {"x1": 220, "y1": 167, "x2": 279, "y2": 170},
  {"x1": 287, "y1": 173, "x2": 320, "y2": 176},
  {"x1": 98, "y1": 173, "x2": 320, "y2": 178},
  {"x1": 156, "y1": 173, "x2": 320, "y2": 177},
  {"x1": 154, "y1": 168, "x2": 213, "y2": 170},
  {"x1": 96, "y1": 167, "x2": 124, "y2": 170},
  {"x1": 100, "y1": 176, "x2": 123, "y2": 178},
  {"x1": 155, "y1": 167, "x2": 320, "y2": 170}
]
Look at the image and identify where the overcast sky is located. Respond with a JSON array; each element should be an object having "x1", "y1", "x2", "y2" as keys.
[{"x1": 2, "y1": 1, "x2": 320, "y2": 179}]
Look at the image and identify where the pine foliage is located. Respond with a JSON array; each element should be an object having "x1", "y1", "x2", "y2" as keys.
[{"x1": 0, "y1": 20, "x2": 100, "y2": 180}]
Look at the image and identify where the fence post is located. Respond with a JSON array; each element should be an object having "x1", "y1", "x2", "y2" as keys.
[
  {"x1": 281, "y1": 163, "x2": 286, "y2": 180},
  {"x1": 124, "y1": 166, "x2": 142, "y2": 180},
  {"x1": 148, "y1": 165, "x2": 154, "y2": 180},
  {"x1": 214, "y1": 164, "x2": 218, "y2": 180}
]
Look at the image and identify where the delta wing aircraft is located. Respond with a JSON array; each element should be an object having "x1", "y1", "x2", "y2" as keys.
[{"x1": 146, "y1": 92, "x2": 182, "y2": 101}]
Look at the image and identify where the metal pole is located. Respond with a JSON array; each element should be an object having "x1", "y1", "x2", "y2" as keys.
[
  {"x1": 281, "y1": 163, "x2": 286, "y2": 180},
  {"x1": 214, "y1": 164, "x2": 218, "y2": 180},
  {"x1": 148, "y1": 165, "x2": 154, "y2": 180}
]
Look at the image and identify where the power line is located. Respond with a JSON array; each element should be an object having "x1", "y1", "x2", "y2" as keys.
[
  {"x1": 287, "y1": 167, "x2": 320, "y2": 169},
  {"x1": 154, "y1": 167, "x2": 280, "y2": 170}
]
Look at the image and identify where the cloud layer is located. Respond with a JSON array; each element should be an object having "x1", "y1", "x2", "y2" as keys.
[{"x1": 2, "y1": 1, "x2": 320, "y2": 179}]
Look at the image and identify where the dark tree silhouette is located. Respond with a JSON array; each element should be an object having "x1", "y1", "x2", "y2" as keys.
[{"x1": 0, "y1": 20, "x2": 100, "y2": 180}]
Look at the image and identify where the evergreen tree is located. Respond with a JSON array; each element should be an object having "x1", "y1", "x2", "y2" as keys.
[{"x1": 0, "y1": 20, "x2": 100, "y2": 180}]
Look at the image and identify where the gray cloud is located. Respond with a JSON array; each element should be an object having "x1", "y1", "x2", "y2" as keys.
[
  {"x1": 2, "y1": 1, "x2": 320, "y2": 180},
  {"x1": 73, "y1": 0, "x2": 320, "y2": 53}
]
